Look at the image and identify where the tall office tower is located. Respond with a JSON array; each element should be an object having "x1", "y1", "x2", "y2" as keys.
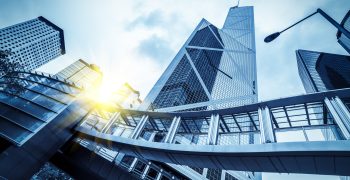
[
  {"x1": 140, "y1": 6, "x2": 257, "y2": 113},
  {"x1": 55, "y1": 59, "x2": 102, "y2": 88},
  {"x1": 137, "y1": 6, "x2": 258, "y2": 180},
  {"x1": 296, "y1": 49, "x2": 350, "y2": 93},
  {"x1": 0, "y1": 16, "x2": 65, "y2": 70},
  {"x1": 337, "y1": 11, "x2": 350, "y2": 53}
]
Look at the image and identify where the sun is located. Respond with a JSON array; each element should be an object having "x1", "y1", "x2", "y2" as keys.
[{"x1": 82, "y1": 77, "x2": 120, "y2": 106}]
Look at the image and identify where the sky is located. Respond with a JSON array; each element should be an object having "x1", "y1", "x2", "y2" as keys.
[{"x1": 0, "y1": 0, "x2": 349, "y2": 179}]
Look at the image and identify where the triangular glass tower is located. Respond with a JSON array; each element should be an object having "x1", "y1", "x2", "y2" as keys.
[
  {"x1": 139, "y1": 6, "x2": 260, "y2": 180},
  {"x1": 140, "y1": 6, "x2": 257, "y2": 113}
]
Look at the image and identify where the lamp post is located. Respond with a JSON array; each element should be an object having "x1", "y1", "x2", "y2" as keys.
[{"x1": 264, "y1": 8, "x2": 350, "y2": 43}]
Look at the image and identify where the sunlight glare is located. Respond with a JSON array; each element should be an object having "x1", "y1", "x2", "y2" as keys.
[{"x1": 83, "y1": 76, "x2": 121, "y2": 106}]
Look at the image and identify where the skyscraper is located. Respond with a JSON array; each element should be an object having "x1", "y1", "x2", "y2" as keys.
[
  {"x1": 137, "y1": 6, "x2": 259, "y2": 180},
  {"x1": 296, "y1": 49, "x2": 350, "y2": 93},
  {"x1": 337, "y1": 11, "x2": 350, "y2": 54},
  {"x1": 56, "y1": 59, "x2": 102, "y2": 88},
  {"x1": 0, "y1": 16, "x2": 65, "y2": 70},
  {"x1": 140, "y1": 6, "x2": 257, "y2": 113}
]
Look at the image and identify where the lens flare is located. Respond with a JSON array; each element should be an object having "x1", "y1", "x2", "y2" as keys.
[{"x1": 82, "y1": 77, "x2": 119, "y2": 106}]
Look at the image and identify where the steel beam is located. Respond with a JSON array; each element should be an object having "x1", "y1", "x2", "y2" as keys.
[
  {"x1": 324, "y1": 97, "x2": 350, "y2": 139},
  {"x1": 334, "y1": 96, "x2": 350, "y2": 126},
  {"x1": 283, "y1": 106, "x2": 292, "y2": 127},
  {"x1": 130, "y1": 115, "x2": 149, "y2": 139},
  {"x1": 247, "y1": 112, "x2": 258, "y2": 130},
  {"x1": 232, "y1": 115, "x2": 242, "y2": 132},
  {"x1": 156, "y1": 169, "x2": 163, "y2": 180},
  {"x1": 304, "y1": 103, "x2": 311, "y2": 126},
  {"x1": 101, "y1": 112, "x2": 120, "y2": 133},
  {"x1": 207, "y1": 114, "x2": 220, "y2": 145},
  {"x1": 164, "y1": 116, "x2": 181, "y2": 143},
  {"x1": 128, "y1": 158, "x2": 138, "y2": 172},
  {"x1": 141, "y1": 162, "x2": 151, "y2": 179},
  {"x1": 258, "y1": 106, "x2": 276, "y2": 143},
  {"x1": 128, "y1": 128, "x2": 155, "y2": 173}
]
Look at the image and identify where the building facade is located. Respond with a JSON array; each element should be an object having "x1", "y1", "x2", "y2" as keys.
[
  {"x1": 0, "y1": 70, "x2": 91, "y2": 179},
  {"x1": 337, "y1": 10, "x2": 350, "y2": 54},
  {"x1": 56, "y1": 59, "x2": 102, "y2": 89},
  {"x1": 296, "y1": 49, "x2": 350, "y2": 93},
  {"x1": 0, "y1": 16, "x2": 65, "y2": 70}
]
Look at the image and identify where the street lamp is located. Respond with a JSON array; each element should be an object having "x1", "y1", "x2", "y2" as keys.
[{"x1": 264, "y1": 8, "x2": 350, "y2": 43}]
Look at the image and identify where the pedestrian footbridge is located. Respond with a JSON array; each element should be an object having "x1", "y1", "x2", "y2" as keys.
[{"x1": 75, "y1": 88, "x2": 350, "y2": 176}]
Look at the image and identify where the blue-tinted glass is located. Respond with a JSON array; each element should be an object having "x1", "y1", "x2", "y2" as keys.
[
  {"x1": 44, "y1": 88, "x2": 72, "y2": 104},
  {"x1": 0, "y1": 116, "x2": 32, "y2": 143},
  {"x1": 0, "y1": 102, "x2": 43, "y2": 131},
  {"x1": 30, "y1": 83, "x2": 71, "y2": 104},
  {"x1": 19, "y1": 90, "x2": 65, "y2": 112},
  {"x1": 53, "y1": 82, "x2": 79, "y2": 95},
  {"x1": 316, "y1": 53, "x2": 350, "y2": 90},
  {"x1": 187, "y1": 48, "x2": 223, "y2": 93},
  {"x1": 0, "y1": 92, "x2": 55, "y2": 121},
  {"x1": 209, "y1": 25, "x2": 224, "y2": 45},
  {"x1": 189, "y1": 26, "x2": 223, "y2": 49},
  {"x1": 20, "y1": 74, "x2": 76, "y2": 95},
  {"x1": 152, "y1": 56, "x2": 209, "y2": 109}
]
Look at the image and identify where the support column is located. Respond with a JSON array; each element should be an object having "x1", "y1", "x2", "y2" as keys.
[
  {"x1": 101, "y1": 112, "x2": 120, "y2": 133},
  {"x1": 141, "y1": 162, "x2": 151, "y2": 179},
  {"x1": 156, "y1": 169, "x2": 163, "y2": 180},
  {"x1": 207, "y1": 114, "x2": 220, "y2": 145},
  {"x1": 221, "y1": 170, "x2": 226, "y2": 180},
  {"x1": 258, "y1": 106, "x2": 276, "y2": 143},
  {"x1": 334, "y1": 96, "x2": 350, "y2": 127},
  {"x1": 164, "y1": 116, "x2": 181, "y2": 143},
  {"x1": 128, "y1": 158, "x2": 138, "y2": 172},
  {"x1": 128, "y1": 115, "x2": 149, "y2": 171},
  {"x1": 130, "y1": 115, "x2": 149, "y2": 139},
  {"x1": 202, "y1": 168, "x2": 208, "y2": 178},
  {"x1": 325, "y1": 97, "x2": 350, "y2": 139}
]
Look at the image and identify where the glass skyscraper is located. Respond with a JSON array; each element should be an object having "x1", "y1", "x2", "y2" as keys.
[
  {"x1": 0, "y1": 16, "x2": 65, "y2": 70},
  {"x1": 296, "y1": 49, "x2": 350, "y2": 93},
  {"x1": 137, "y1": 6, "x2": 259, "y2": 180},
  {"x1": 140, "y1": 6, "x2": 257, "y2": 113}
]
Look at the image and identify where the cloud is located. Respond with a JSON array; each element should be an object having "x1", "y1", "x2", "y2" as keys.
[
  {"x1": 137, "y1": 35, "x2": 174, "y2": 64},
  {"x1": 127, "y1": 9, "x2": 166, "y2": 30}
]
